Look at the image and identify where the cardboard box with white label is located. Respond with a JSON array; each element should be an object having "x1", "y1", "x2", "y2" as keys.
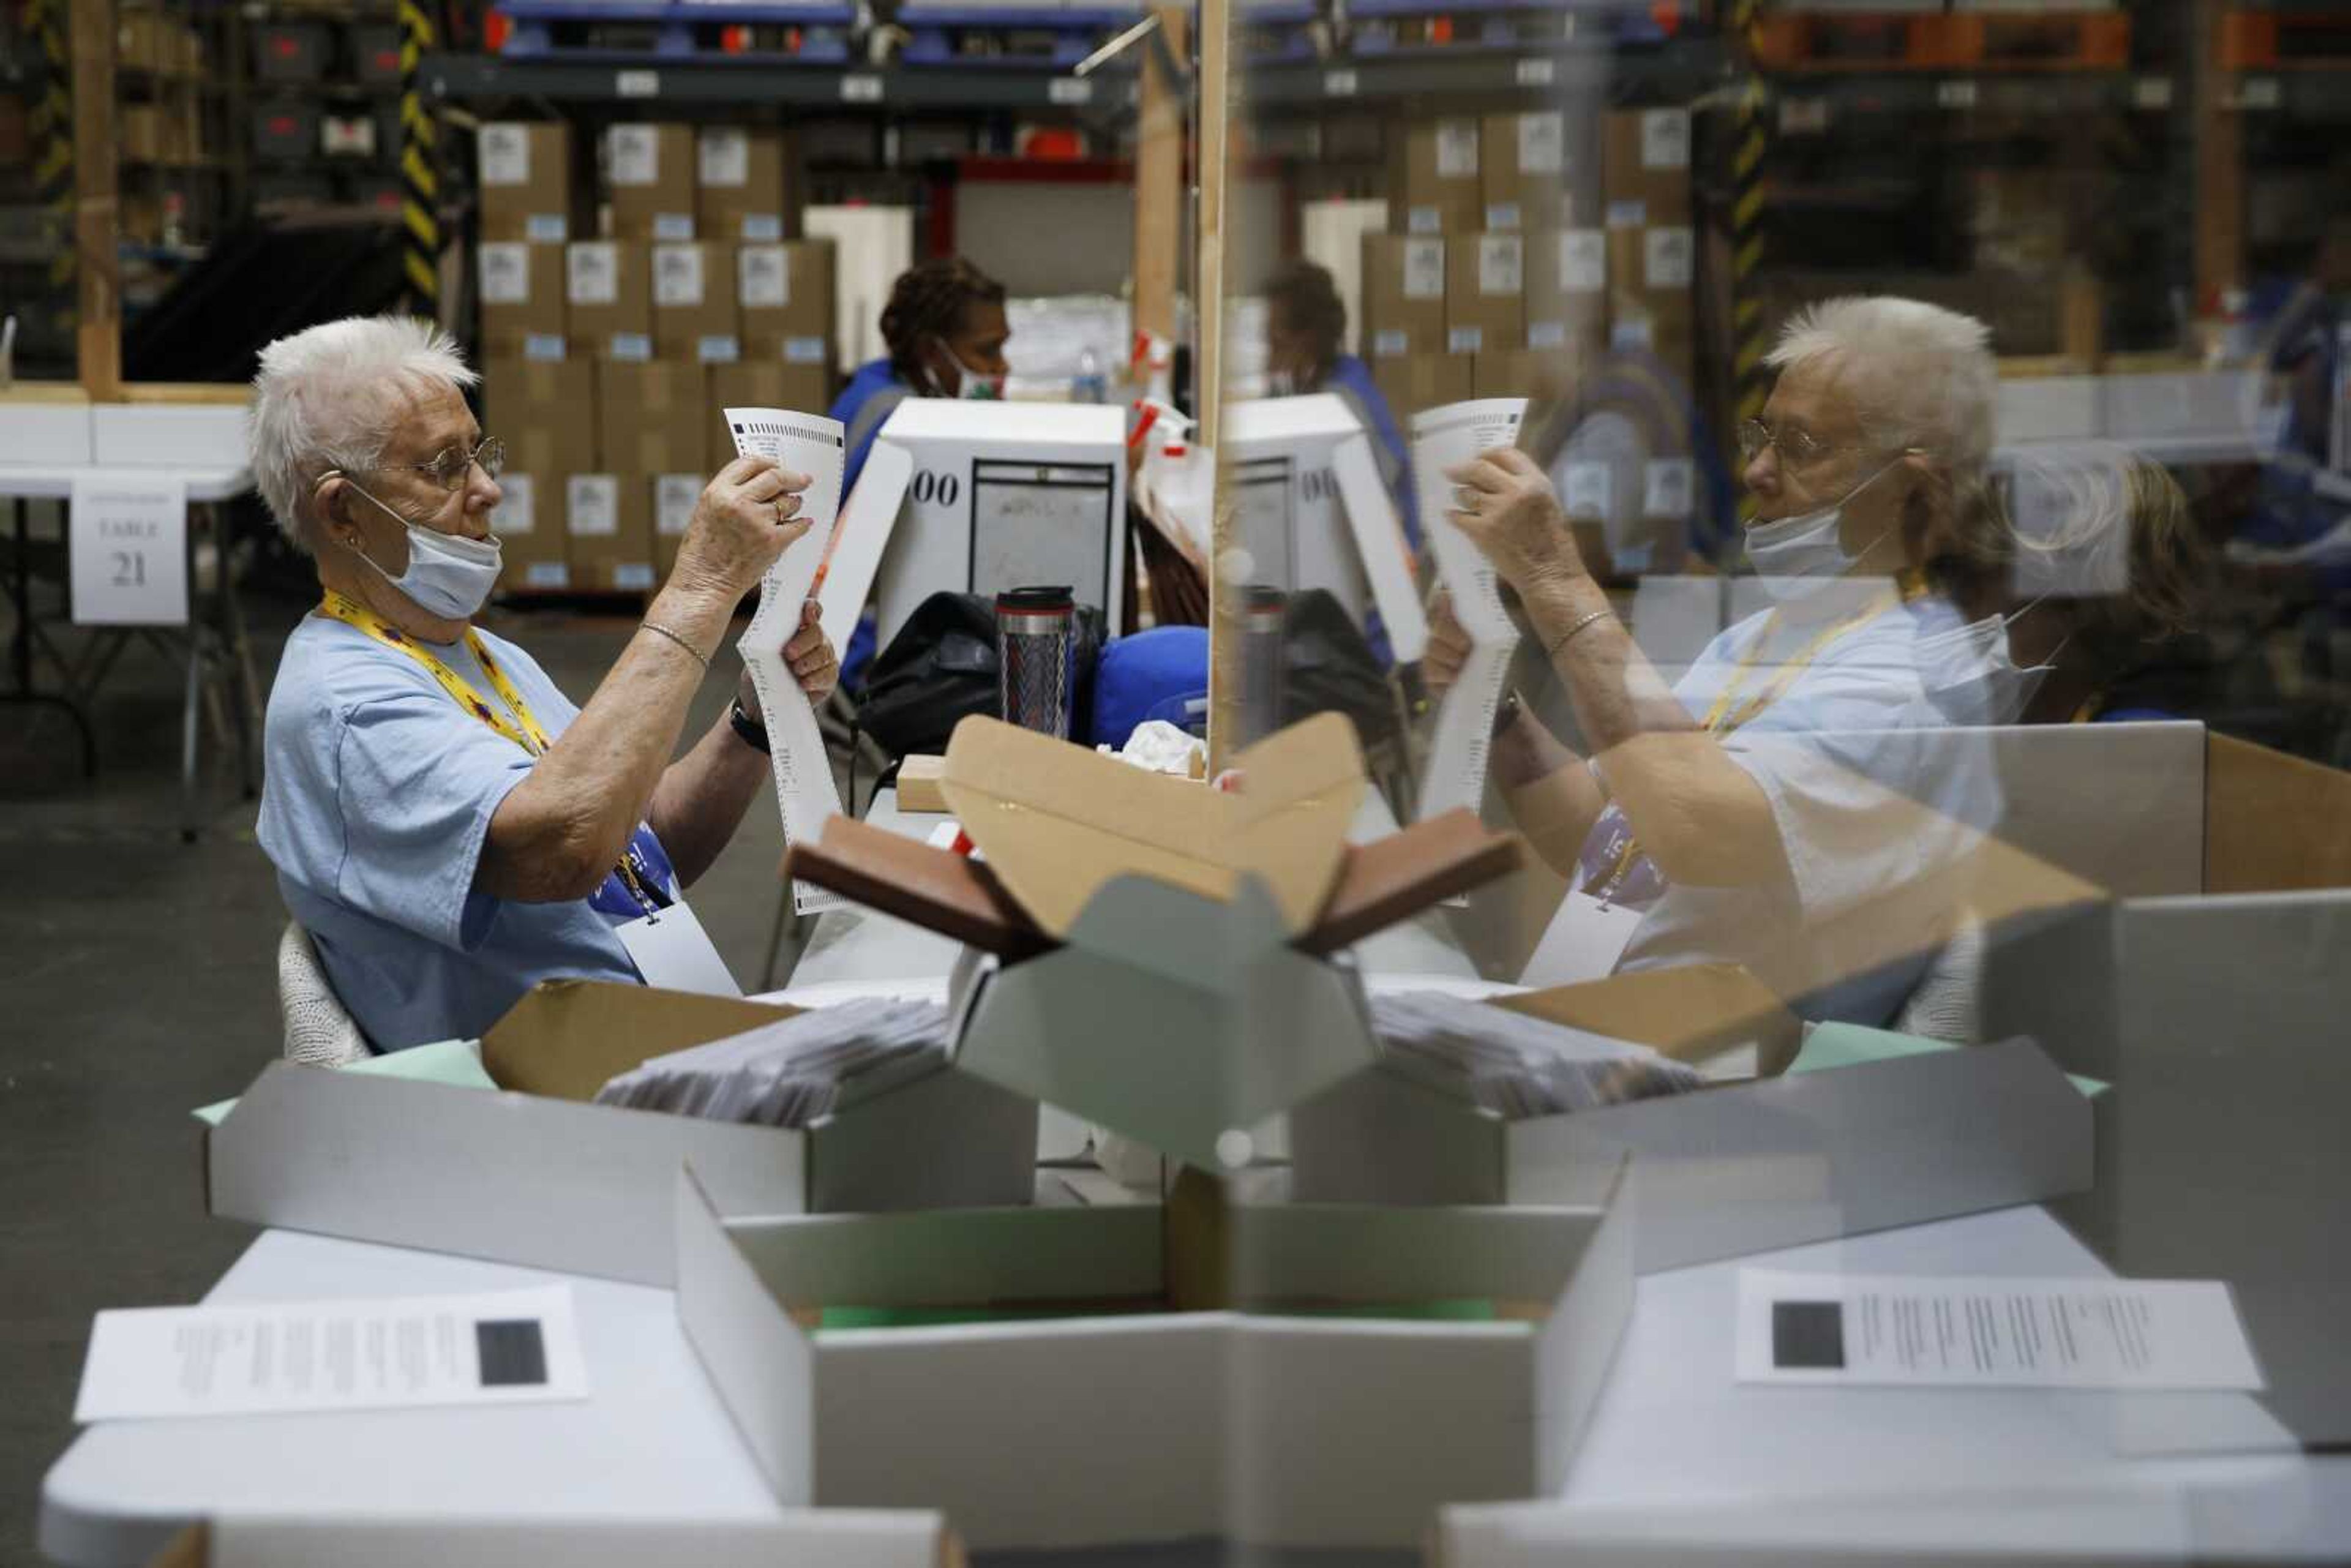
[
  {"x1": 563, "y1": 471, "x2": 657, "y2": 593},
  {"x1": 1479, "y1": 109, "x2": 1592, "y2": 233},
  {"x1": 478, "y1": 121, "x2": 577, "y2": 243},
  {"x1": 737, "y1": 238, "x2": 835, "y2": 364},
  {"x1": 488, "y1": 355, "x2": 596, "y2": 591},
  {"x1": 476, "y1": 241, "x2": 566, "y2": 361},
  {"x1": 1445, "y1": 232, "x2": 1526, "y2": 357},
  {"x1": 203, "y1": 981, "x2": 1040, "y2": 1286},
  {"x1": 1390, "y1": 116, "x2": 1485, "y2": 236},
  {"x1": 1525, "y1": 226, "x2": 1610, "y2": 359},
  {"x1": 651, "y1": 242, "x2": 741, "y2": 364},
  {"x1": 565, "y1": 241, "x2": 653, "y2": 361},
  {"x1": 844, "y1": 399, "x2": 1129, "y2": 651},
  {"x1": 1606, "y1": 223, "x2": 1697, "y2": 344},
  {"x1": 1360, "y1": 232, "x2": 1449, "y2": 361},
  {"x1": 607, "y1": 122, "x2": 698, "y2": 242},
  {"x1": 1224, "y1": 393, "x2": 1427, "y2": 659},
  {"x1": 1600, "y1": 106, "x2": 1692, "y2": 228},
  {"x1": 695, "y1": 126, "x2": 790, "y2": 242}
]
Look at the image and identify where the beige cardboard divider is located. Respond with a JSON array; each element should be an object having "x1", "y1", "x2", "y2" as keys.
[
  {"x1": 673, "y1": 1160, "x2": 1633, "y2": 1553},
  {"x1": 206, "y1": 981, "x2": 1037, "y2": 1286},
  {"x1": 1289, "y1": 972, "x2": 2090, "y2": 1272},
  {"x1": 170, "y1": 1514, "x2": 959, "y2": 1568},
  {"x1": 937, "y1": 711, "x2": 1365, "y2": 939}
]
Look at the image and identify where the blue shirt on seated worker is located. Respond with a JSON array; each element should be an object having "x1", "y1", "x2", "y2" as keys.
[
  {"x1": 1264, "y1": 259, "x2": 1422, "y2": 552},
  {"x1": 249, "y1": 317, "x2": 839, "y2": 1051},
  {"x1": 828, "y1": 257, "x2": 1014, "y2": 688}
]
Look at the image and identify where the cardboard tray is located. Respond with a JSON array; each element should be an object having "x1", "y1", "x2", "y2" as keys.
[
  {"x1": 206, "y1": 981, "x2": 1038, "y2": 1286},
  {"x1": 674, "y1": 1161, "x2": 1634, "y2": 1553},
  {"x1": 1289, "y1": 972, "x2": 2090, "y2": 1274}
]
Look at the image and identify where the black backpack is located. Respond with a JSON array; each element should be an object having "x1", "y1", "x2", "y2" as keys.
[{"x1": 855, "y1": 591, "x2": 1106, "y2": 759}]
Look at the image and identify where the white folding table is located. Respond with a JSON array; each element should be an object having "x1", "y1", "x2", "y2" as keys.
[
  {"x1": 43, "y1": 1204, "x2": 2350, "y2": 1566},
  {"x1": 0, "y1": 462, "x2": 261, "y2": 838}
]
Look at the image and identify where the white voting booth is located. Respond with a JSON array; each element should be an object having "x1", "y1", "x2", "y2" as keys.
[
  {"x1": 1224, "y1": 393, "x2": 1428, "y2": 663},
  {"x1": 818, "y1": 399, "x2": 1130, "y2": 654}
]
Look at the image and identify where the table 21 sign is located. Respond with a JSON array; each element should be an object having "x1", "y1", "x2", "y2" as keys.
[{"x1": 70, "y1": 473, "x2": 189, "y2": 626}]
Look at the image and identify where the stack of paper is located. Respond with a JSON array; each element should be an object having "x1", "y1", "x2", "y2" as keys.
[
  {"x1": 1370, "y1": 991, "x2": 1704, "y2": 1119},
  {"x1": 593, "y1": 997, "x2": 950, "y2": 1128}
]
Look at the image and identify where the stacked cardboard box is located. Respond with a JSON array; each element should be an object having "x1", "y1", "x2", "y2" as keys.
[
  {"x1": 488, "y1": 356, "x2": 594, "y2": 593},
  {"x1": 1355, "y1": 107, "x2": 1693, "y2": 418},
  {"x1": 476, "y1": 119, "x2": 840, "y2": 592},
  {"x1": 1599, "y1": 107, "x2": 1694, "y2": 386}
]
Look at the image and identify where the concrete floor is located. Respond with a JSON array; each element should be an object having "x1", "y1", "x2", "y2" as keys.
[{"x1": 1, "y1": 583, "x2": 797, "y2": 1565}]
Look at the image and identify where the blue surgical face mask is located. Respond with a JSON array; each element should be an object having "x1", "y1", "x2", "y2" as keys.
[
  {"x1": 1745, "y1": 459, "x2": 1902, "y2": 602},
  {"x1": 340, "y1": 482, "x2": 503, "y2": 621}
]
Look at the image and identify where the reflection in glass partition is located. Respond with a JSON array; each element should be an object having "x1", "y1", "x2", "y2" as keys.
[{"x1": 1198, "y1": 5, "x2": 2351, "y2": 1557}]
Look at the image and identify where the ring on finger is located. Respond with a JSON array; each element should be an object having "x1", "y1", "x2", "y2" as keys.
[{"x1": 1454, "y1": 486, "x2": 1481, "y2": 513}]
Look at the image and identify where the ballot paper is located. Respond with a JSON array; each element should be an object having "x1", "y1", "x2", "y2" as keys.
[
  {"x1": 1736, "y1": 1270, "x2": 2267, "y2": 1392},
  {"x1": 74, "y1": 1286, "x2": 587, "y2": 1422},
  {"x1": 1370, "y1": 990, "x2": 1704, "y2": 1120},
  {"x1": 1411, "y1": 400, "x2": 1528, "y2": 820},
  {"x1": 725, "y1": 407, "x2": 849, "y2": 915},
  {"x1": 594, "y1": 996, "x2": 950, "y2": 1128}
]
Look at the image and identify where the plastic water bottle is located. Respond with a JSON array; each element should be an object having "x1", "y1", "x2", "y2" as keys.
[{"x1": 1074, "y1": 348, "x2": 1107, "y2": 405}]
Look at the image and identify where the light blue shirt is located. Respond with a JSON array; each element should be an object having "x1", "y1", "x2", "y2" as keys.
[
  {"x1": 257, "y1": 613, "x2": 664, "y2": 1051},
  {"x1": 1610, "y1": 587, "x2": 2006, "y2": 1027}
]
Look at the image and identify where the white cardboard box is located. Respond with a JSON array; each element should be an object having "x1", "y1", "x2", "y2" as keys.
[
  {"x1": 206, "y1": 982, "x2": 1038, "y2": 1286},
  {"x1": 675, "y1": 1161, "x2": 1634, "y2": 1552},
  {"x1": 1291, "y1": 1032, "x2": 2091, "y2": 1274},
  {"x1": 857, "y1": 399, "x2": 1129, "y2": 650}
]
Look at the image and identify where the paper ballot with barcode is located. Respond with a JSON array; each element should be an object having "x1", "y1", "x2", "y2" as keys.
[
  {"x1": 725, "y1": 407, "x2": 849, "y2": 915},
  {"x1": 1412, "y1": 399, "x2": 1528, "y2": 819},
  {"x1": 74, "y1": 1287, "x2": 587, "y2": 1422},
  {"x1": 1736, "y1": 1270, "x2": 2265, "y2": 1391}
]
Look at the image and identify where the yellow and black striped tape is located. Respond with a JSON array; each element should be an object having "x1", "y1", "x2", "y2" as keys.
[
  {"x1": 397, "y1": 0, "x2": 441, "y2": 309},
  {"x1": 26, "y1": 0, "x2": 73, "y2": 308},
  {"x1": 1729, "y1": 0, "x2": 1769, "y2": 517}
]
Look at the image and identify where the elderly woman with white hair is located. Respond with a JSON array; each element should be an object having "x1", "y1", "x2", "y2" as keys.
[
  {"x1": 1431, "y1": 296, "x2": 2015, "y2": 1025},
  {"x1": 251, "y1": 316, "x2": 837, "y2": 1051}
]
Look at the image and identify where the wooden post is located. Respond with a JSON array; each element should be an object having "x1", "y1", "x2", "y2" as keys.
[
  {"x1": 1133, "y1": 6, "x2": 1190, "y2": 348},
  {"x1": 2192, "y1": 0, "x2": 2244, "y2": 318},
  {"x1": 70, "y1": 0, "x2": 122, "y2": 400},
  {"x1": 1198, "y1": 0, "x2": 1237, "y2": 771}
]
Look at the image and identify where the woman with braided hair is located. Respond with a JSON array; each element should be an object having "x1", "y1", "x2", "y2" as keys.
[{"x1": 826, "y1": 257, "x2": 1013, "y2": 688}]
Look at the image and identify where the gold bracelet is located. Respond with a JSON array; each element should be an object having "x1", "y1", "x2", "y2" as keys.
[
  {"x1": 1544, "y1": 606, "x2": 1611, "y2": 659},
  {"x1": 640, "y1": 619, "x2": 711, "y2": 673}
]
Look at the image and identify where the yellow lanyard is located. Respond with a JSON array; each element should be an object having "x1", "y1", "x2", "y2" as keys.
[
  {"x1": 317, "y1": 592, "x2": 664, "y2": 913},
  {"x1": 318, "y1": 591, "x2": 553, "y2": 755},
  {"x1": 1589, "y1": 584, "x2": 1906, "y2": 901}
]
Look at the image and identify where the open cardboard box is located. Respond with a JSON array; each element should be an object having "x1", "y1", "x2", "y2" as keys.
[
  {"x1": 789, "y1": 713, "x2": 1524, "y2": 1171},
  {"x1": 1289, "y1": 964, "x2": 2093, "y2": 1273},
  {"x1": 206, "y1": 981, "x2": 1037, "y2": 1286},
  {"x1": 674, "y1": 1158, "x2": 1633, "y2": 1553}
]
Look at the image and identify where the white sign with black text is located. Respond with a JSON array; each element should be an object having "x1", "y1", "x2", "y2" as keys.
[{"x1": 70, "y1": 472, "x2": 187, "y2": 626}]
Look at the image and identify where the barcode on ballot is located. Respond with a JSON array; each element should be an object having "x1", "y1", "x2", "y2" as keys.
[
  {"x1": 731, "y1": 419, "x2": 842, "y2": 449},
  {"x1": 474, "y1": 1319, "x2": 549, "y2": 1387},
  {"x1": 1771, "y1": 1300, "x2": 1846, "y2": 1370}
]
